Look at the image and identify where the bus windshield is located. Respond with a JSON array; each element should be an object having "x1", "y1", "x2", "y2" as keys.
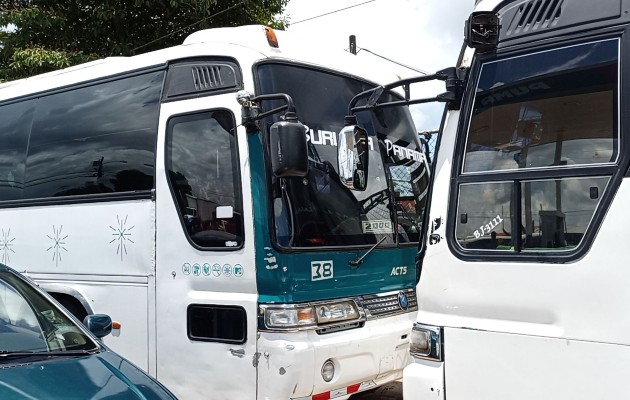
[{"x1": 256, "y1": 63, "x2": 429, "y2": 248}]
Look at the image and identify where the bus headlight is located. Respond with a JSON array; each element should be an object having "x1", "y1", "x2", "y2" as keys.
[
  {"x1": 264, "y1": 306, "x2": 316, "y2": 329},
  {"x1": 261, "y1": 300, "x2": 362, "y2": 330},
  {"x1": 314, "y1": 301, "x2": 359, "y2": 324},
  {"x1": 410, "y1": 323, "x2": 442, "y2": 361}
]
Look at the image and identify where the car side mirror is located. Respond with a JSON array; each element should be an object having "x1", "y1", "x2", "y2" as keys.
[
  {"x1": 83, "y1": 314, "x2": 113, "y2": 338},
  {"x1": 269, "y1": 112, "x2": 309, "y2": 177},
  {"x1": 337, "y1": 119, "x2": 369, "y2": 191}
]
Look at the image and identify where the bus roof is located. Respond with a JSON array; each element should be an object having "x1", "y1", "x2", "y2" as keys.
[{"x1": 0, "y1": 25, "x2": 401, "y2": 102}]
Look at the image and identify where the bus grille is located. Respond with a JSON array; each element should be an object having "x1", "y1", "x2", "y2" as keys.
[{"x1": 358, "y1": 288, "x2": 417, "y2": 319}]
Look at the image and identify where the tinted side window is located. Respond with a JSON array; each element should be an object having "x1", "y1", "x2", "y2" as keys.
[
  {"x1": 24, "y1": 72, "x2": 163, "y2": 198},
  {"x1": 464, "y1": 40, "x2": 617, "y2": 173},
  {"x1": 0, "y1": 101, "x2": 34, "y2": 201},
  {"x1": 187, "y1": 304, "x2": 246, "y2": 344},
  {"x1": 166, "y1": 110, "x2": 243, "y2": 249}
]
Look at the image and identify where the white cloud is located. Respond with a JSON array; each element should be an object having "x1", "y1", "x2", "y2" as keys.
[{"x1": 283, "y1": 0, "x2": 475, "y2": 131}]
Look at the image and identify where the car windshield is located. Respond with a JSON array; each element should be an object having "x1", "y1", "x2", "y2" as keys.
[
  {"x1": 257, "y1": 63, "x2": 430, "y2": 248},
  {"x1": 0, "y1": 269, "x2": 98, "y2": 354}
]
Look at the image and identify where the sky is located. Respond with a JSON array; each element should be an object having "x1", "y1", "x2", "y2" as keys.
[{"x1": 282, "y1": 0, "x2": 476, "y2": 132}]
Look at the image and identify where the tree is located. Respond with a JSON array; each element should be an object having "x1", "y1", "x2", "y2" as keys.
[{"x1": 0, "y1": 0, "x2": 289, "y2": 81}]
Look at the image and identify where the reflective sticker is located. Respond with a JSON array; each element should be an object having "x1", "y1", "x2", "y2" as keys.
[
  {"x1": 182, "y1": 263, "x2": 191, "y2": 275},
  {"x1": 202, "y1": 263, "x2": 211, "y2": 276},
  {"x1": 362, "y1": 220, "x2": 393, "y2": 234}
]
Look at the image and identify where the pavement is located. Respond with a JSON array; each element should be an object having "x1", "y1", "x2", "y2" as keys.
[{"x1": 349, "y1": 381, "x2": 402, "y2": 400}]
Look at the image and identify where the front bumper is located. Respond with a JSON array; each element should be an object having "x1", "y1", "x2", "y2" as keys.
[
  {"x1": 402, "y1": 358, "x2": 445, "y2": 400},
  {"x1": 257, "y1": 312, "x2": 416, "y2": 400}
]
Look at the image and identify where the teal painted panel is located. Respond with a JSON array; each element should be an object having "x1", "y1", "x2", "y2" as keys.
[{"x1": 248, "y1": 133, "x2": 418, "y2": 304}]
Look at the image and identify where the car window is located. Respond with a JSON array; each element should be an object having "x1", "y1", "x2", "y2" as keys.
[{"x1": 0, "y1": 271, "x2": 97, "y2": 353}]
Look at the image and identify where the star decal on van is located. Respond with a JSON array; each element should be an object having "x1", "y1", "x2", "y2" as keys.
[
  {"x1": 109, "y1": 215, "x2": 135, "y2": 261},
  {"x1": 1, "y1": 228, "x2": 15, "y2": 264},
  {"x1": 46, "y1": 225, "x2": 68, "y2": 267}
]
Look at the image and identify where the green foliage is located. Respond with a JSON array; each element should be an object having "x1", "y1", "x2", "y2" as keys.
[{"x1": 0, "y1": 0, "x2": 289, "y2": 81}]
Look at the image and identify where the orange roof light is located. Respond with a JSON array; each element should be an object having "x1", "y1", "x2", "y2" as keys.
[
  {"x1": 265, "y1": 26, "x2": 279, "y2": 48},
  {"x1": 112, "y1": 321, "x2": 122, "y2": 329}
]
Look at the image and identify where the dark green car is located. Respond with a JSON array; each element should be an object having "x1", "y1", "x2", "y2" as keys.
[{"x1": 0, "y1": 264, "x2": 177, "y2": 399}]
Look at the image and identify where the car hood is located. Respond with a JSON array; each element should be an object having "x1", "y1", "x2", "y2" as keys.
[{"x1": 0, "y1": 350, "x2": 175, "y2": 399}]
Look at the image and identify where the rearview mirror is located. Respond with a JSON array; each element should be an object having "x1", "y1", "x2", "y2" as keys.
[
  {"x1": 337, "y1": 122, "x2": 369, "y2": 191},
  {"x1": 269, "y1": 113, "x2": 309, "y2": 178},
  {"x1": 83, "y1": 314, "x2": 113, "y2": 338}
]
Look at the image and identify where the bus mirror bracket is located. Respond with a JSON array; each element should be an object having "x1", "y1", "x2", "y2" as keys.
[
  {"x1": 236, "y1": 90, "x2": 309, "y2": 178},
  {"x1": 345, "y1": 67, "x2": 465, "y2": 115}
]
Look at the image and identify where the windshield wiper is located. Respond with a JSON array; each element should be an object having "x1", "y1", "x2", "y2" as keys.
[
  {"x1": 0, "y1": 349, "x2": 99, "y2": 360},
  {"x1": 348, "y1": 236, "x2": 387, "y2": 267}
]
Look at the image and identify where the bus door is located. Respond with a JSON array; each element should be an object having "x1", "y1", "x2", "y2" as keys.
[{"x1": 154, "y1": 92, "x2": 258, "y2": 399}]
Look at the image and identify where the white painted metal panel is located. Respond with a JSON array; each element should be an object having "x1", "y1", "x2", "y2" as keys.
[
  {"x1": 154, "y1": 96, "x2": 258, "y2": 399},
  {"x1": 0, "y1": 200, "x2": 155, "y2": 369},
  {"x1": 445, "y1": 327, "x2": 630, "y2": 400}
]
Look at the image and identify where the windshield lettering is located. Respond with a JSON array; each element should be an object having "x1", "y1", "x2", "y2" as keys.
[{"x1": 307, "y1": 129, "x2": 375, "y2": 151}]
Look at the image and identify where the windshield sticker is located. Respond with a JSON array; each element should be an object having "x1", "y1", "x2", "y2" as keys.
[
  {"x1": 474, "y1": 215, "x2": 504, "y2": 239},
  {"x1": 311, "y1": 260, "x2": 333, "y2": 281},
  {"x1": 363, "y1": 220, "x2": 394, "y2": 234}
]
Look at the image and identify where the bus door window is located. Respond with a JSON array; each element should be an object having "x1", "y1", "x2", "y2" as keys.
[
  {"x1": 456, "y1": 182, "x2": 514, "y2": 250},
  {"x1": 520, "y1": 177, "x2": 610, "y2": 250},
  {"x1": 166, "y1": 110, "x2": 244, "y2": 249}
]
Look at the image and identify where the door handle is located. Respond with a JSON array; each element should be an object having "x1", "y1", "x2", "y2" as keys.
[{"x1": 229, "y1": 348, "x2": 245, "y2": 358}]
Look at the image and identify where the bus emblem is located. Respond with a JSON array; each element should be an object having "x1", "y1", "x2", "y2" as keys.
[{"x1": 398, "y1": 291, "x2": 409, "y2": 310}]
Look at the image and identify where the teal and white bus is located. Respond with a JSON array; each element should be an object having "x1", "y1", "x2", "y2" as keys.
[{"x1": 0, "y1": 25, "x2": 429, "y2": 399}]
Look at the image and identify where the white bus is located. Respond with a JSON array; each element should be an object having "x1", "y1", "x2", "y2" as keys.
[
  {"x1": 0, "y1": 25, "x2": 430, "y2": 399},
  {"x1": 364, "y1": 0, "x2": 630, "y2": 398}
]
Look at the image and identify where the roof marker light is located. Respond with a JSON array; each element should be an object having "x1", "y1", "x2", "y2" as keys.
[{"x1": 264, "y1": 26, "x2": 279, "y2": 48}]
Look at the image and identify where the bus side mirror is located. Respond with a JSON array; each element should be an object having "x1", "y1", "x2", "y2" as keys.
[
  {"x1": 337, "y1": 120, "x2": 369, "y2": 191},
  {"x1": 269, "y1": 113, "x2": 309, "y2": 177}
]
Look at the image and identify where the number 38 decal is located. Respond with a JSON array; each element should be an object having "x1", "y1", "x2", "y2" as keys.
[{"x1": 311, "y1": 260, "x2": 334, "y2": 281}]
